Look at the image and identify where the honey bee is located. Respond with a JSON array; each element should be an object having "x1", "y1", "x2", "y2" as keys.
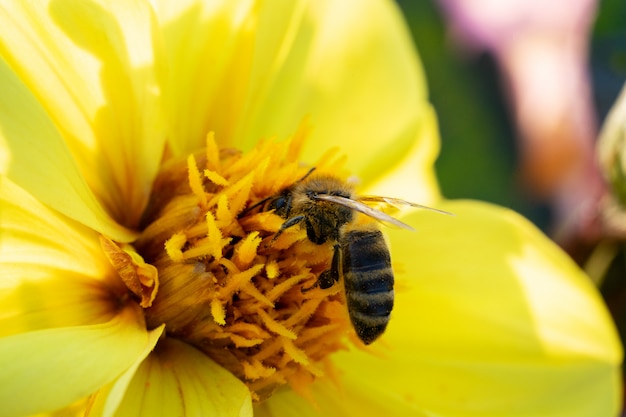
[{"x1": 253, "y1": 168, "x2": 448, "y2": 345}]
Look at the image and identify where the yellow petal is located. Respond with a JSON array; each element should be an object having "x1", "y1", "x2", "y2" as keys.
[
  {"x1": 150, "y1": 0, "x2": 257, "y2": 156},
  {"x1": 0, "y1": 179, "x2": 127, "y2": 337},
  {"x1": 255, "y1": 376, "x2": 430, "y2": 417},
  {"x1": 0, "y1": 304, "x2": 152, "y2": 417},
  {"x1": 0, "y1": 56, "x2": 136, "y2": 242},
  {"x1": 154, "y1": 0, "x2": 435, "y2": 196},
  {"x1": 83, "y1": 325, "x2": 164, "y2": 417},
  {"x1": 0, "y1": 0, "x2": 167, "y2": 228},
  {"x1": 334, "y1": 200, "x2": 622, "y2": 416},
  {"x1": 29, "y1": 398, "x2": 89, "y2": 417},
  {"x1": 107, "y1": 338, "x2": 252, "y2": 417},
  {"x1": 363, "y1": 104, "x2": 441, "y2": 203},
  {"x1": 242, "y1": 0, "x2": 432, "y2": 185}
]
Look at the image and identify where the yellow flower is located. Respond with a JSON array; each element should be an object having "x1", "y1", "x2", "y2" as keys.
[{"x1": 0, "y1": 1, "x2": 621, "y2": 417}]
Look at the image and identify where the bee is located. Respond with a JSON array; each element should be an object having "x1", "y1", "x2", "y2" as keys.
[{"x1": 253, "y1": 168, "x2": 448, "y2": 345}]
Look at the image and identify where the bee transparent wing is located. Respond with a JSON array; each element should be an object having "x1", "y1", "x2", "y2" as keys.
[
  {"x1": 357, "y1": 196, "x2": 453, "y2": 216},
  {"x1": 312, "y1": 194, "x2": 415, "y2": 230}
]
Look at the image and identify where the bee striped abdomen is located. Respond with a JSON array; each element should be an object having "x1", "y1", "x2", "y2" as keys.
[{"x1": 341, "y1": 229, "x2": 394, "y2": 344}]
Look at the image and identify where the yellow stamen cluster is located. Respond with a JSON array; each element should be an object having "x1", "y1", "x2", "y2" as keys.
[{"x1": 122, "y1": 127, "x2": 352, "y2": 400}]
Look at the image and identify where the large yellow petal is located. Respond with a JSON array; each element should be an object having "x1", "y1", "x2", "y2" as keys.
[
  {"x1": 0, "y1": 56, "x2": 135, "y2": 242},
  {"x1": 149, "y1": 0, "x2": 256, "y2": 157},
  {"x1": 255, "y1": 375, "x2": 430, "y2": 417},
  {"x1": 84, "y1": 325, "x2": 164, "y2": 417},
  {"x1": 240, "y1": 0, "x2": 431, "y2": 185},
  {"x1": 0, "y1": 178, "x2": 127, "y2": 337},
  {"x1": 153, "y1": 0, "x2": 434, "y2": 195},
  {"x1": 0, "y1": 0, "x2": 167, "y2": 228},
  {"x1": 29, "y1": 399, "x2": 89, "y2": 417},
  {"x1": 333, "y1": 200, "x2": 622, "y2": 417},
  {"x1": 362, "y1": 104, "x2": 441, "y2": 203},
  {"x1": 0, "y1": 304, "x2": 153, "y2": 417},
  {"x1": 104, "y1": 338, "x2": 252, "y2": 417}
]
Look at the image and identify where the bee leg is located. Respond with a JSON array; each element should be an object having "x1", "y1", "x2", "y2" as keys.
[
  {"x1": 302, "y1": 243, "x2": 341, "y2": 292},
  {"x1": 272, "y1": 215, "x2": 305, "y2": 242},
  {"x1": 320, "y1": 243, "x2": 341, "y2": 288}
]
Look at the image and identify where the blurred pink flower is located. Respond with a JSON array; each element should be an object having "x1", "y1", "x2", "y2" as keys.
[{"x1": 437, "y1": 0, "x2": 603, "y2": 250}]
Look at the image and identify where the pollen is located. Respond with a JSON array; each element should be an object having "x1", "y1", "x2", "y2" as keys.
[{"x1": 124, "y1": 124, "x2": 353, "y2": 401}]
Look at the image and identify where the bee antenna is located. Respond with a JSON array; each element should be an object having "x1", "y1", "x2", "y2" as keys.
[
  {"x1": 239, "y1": 167, "x2": 316, "y2": 218},
  {"x1": 238, "y1": 195, "x2": 271, "y2": 217},
  {"x1": 297, "y1": 167, "x2": 316, "y2": 183}
]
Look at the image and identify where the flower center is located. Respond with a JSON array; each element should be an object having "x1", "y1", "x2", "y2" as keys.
[{"x1": 105, "y1": 126, "x2": 356, "y2": 401}]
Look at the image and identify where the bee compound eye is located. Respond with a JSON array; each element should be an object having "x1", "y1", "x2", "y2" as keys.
[{"x1": 270, "y1": 195, "x2": 287, "y2": 212}]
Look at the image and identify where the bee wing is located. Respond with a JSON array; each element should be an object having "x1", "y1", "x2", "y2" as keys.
[
  {"x1": 312, "y1": 194, "x2": 415, "y2": 230},
  {"x1": 357, "y1": 196, "x2": 453, "y2": 216}
]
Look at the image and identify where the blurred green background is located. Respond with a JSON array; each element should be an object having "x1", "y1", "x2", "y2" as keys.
[{"x1": 396, "y1": 0, "x2": 626, "y2": 232}]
